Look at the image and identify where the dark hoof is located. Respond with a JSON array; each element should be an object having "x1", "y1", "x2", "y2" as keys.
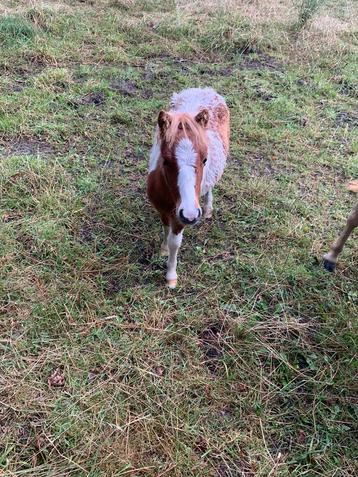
[{"x1": 323, "y1": 259, "x2": 336, "y2": 272}]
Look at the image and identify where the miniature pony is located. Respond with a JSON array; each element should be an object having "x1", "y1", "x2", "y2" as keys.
[{"x1": 147, "y1": 88, "x2": 230, "y2": 288}]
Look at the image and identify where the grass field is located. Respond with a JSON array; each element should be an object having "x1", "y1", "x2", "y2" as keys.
[{"x1": 0, "y1": 0, "x2": 358, "y2": 475}]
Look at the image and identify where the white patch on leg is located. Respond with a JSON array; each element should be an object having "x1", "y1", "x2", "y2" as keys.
[
  {"x1": 176, "y1": 138, "x2": 199, "y2": 222},
  {"x1": 166, "y1": 229, "x2": 183, "y2": 288}
]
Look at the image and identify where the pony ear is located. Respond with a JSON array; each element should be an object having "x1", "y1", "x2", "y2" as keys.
[
  {"x1": 195, "y1": 108, "x2": 209, "y2": 127},
  {"x1": 158, "y1": 110, "x2": 171, "y2": 135}
]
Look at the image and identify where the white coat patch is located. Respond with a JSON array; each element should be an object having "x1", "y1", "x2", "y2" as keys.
[
  {"x1": 176, "y1": 137, "x2": 197, "y2": 168},
  {"x1": 176, "y1": 138, "x2": 198, "y2": 221},
  {"x1": 170, "y1": 88, "x2": 228, "y2": 197}
]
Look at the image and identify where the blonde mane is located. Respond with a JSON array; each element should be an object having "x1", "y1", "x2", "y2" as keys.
[{"x1": 164, "y1": 113, "x2": 207, "y2": 151}]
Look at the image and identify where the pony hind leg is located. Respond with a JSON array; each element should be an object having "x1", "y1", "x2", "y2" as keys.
[
  {"x1": 160, "y1": 214, "x2": 169, "y2": 256},
  {"x1": 203, "y1": 188, "x2": 213, "y2": 219},
  {"x1": 160, "y1": 226, "x2": 169, "y2": 256},
  {"x1": 323, "y1": 200, "x2": 358, "y2": 271}
]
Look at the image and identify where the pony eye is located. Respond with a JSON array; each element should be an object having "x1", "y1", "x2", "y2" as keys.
[{"x1": 203, "y1": 157, "x2": 207, "y2": 164}]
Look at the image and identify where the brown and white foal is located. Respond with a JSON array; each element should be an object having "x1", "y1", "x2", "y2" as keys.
[
  {"x1": 323, "y1": 180, "x2": 358, "y2": 271},
  {"x1": 147, "y1": 88, "x2": 230, "y2": 288}
]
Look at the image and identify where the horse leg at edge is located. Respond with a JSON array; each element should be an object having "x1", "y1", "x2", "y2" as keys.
[
  {"x1": 323, "y1": 201, "x2": 358, "y2": 271},
  {"x1": 166, "y1": 228, "x2": 183, "y2": 288}
]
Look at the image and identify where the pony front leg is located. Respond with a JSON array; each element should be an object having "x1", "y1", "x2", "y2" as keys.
[
  {"x1": 323, "y1": 200, "x2": 358, "y2": 271},
  {"x1": 160, "y1": 225, "x2": 169, "y2": 256},
  {"x1": 203, "y1": 189, "x2": 213, "y2": 219},
  {"x1": 166, "y1": 228, "x2": 183, "y2": 288}
]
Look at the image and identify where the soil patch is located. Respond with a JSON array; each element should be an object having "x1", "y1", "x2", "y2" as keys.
[
  {"x1": 110, "y1": 79, "x2": 153, "y2": 99},
  {"x1": 335, "y1": 111, "x2": 358, "y2": 128},
  {"x1": 241, "y1": 53, "x2": 283, "y2": 71},
  {"x1": 248, "y1": 153, "x2": 276, "y2": 177},
  {"x1": 198, "y1": 324, "x2": 224, "y2": 374},
  {"x1": 253, "y1": 86, "x2": 275, "y2": 101},
  {"x1": 102, "y1": 271, "x2": 123, "y2": 296},
  {"x1": 338, "y1": 80, "x2": 357, "y2": 98},
  {"x1": 11, "y1": 80, "x2": 26, "y2": 93},
  {"x1": 110, "y1": 79, "x2": 138, "y2": 96},
  {"x1": 0, "y1": 138, "x2": 54, "y2": 157},
  {"x1": 69, "y1": 92, "x2": 106, "y2": 108},
  {"x1": 198, "y1": 65, "x2": 234, "y2": 77}
]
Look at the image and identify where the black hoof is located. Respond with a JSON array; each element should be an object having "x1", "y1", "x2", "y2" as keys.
[{"x1": 323, "y1": 259, "x2": 336, "y2": 272}]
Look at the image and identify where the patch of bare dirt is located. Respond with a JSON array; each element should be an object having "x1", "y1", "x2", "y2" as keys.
[
  {"x1": 102, "y1": 271, "x2": 122, "y2": 296},
  {"x1": 241, "y1": 53, "x2": 283, "y2": 71},
  {"x1": 2, "y1": 211, "x2": 23, "y2": 222},
  {"x1": 198, "y1": 324, "x2": 224, "y2": 374},
  {"x1": 0, "y1": 138, "x2": 54, "y2": 157},
  {"x1": 339, "y1": 81, "x2": 357, "y2": 98},
  {"x1": 69, "y1": 91, "x2": 106, "y2": 108},
  {"x1": 331, "y1": 76, "x2": 358, "y2": 98},
  {"x1": 110, "y1": 79, "x2": 153, "y2": 99},
  {"x1": 197, "y1": 65, "x2": 234, "y2": 77},
  {"x1": 253, "y1": 86, "x2": 275, "y2": 101},
  {"x1": 297, "y1": 165, "x2": 348, "y2": 201},
  {"x1": 0, "y1": 63, "x2": 46, "y2": 78},
  {"x1": 248, "y1": 153, "x2": 276, "y2": 177},
  {"x1": 335, "y1": 111, "x2": 358, "y2": 128},
  {"x1": 141, "y1": 89, "x2": 153, "y2": 99},
  {"x1": 78, "y1": 222, "x2": 96, "y2": 244},
  {"x1": 10, "y1": 80, "x2": 26, "y2": 93},
  {"x1": 110, "y1": 79, "x2": 137, "y2": 95},
  {"x1": 48, "y1": 368, "x2": 65, "y2": 388},
  {"x1": 25, "y1": 52, "x2": 57, "y2": 68}
]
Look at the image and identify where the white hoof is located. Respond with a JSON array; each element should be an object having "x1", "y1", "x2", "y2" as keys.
[{"x1": 167, "y1": 279, "x2": 177, "y2": 289}]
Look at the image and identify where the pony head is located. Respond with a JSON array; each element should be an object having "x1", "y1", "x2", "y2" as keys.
[{"x1": 158, "y1": 109, "x2": 209, "y2": 225}]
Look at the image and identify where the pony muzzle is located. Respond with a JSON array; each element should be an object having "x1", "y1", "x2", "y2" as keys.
[{"x1": 178, "y1": 207, "x2": 201, "y2": 225}]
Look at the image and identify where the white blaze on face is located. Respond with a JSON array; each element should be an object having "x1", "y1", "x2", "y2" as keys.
[{"x1": 176, "y1": 137, "x2": 200, "y2": 222}]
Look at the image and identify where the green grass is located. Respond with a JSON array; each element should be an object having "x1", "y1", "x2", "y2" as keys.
[
  {"x1": 293, "y1": 0, "x2": 327, "y2": 31},
  {"x1": 0, "y1": 0, "x2": 358, "y2": 476},
  {"x1": 0, "y1": 15, "x2": 36, "y2": 44}
]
